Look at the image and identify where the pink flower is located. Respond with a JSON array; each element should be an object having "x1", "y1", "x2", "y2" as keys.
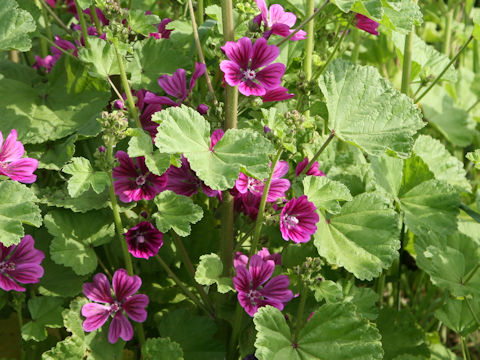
[
  {"x1": 262, "y1": 87, "x2": 295, "y2": 102},
  {"x1": 280, "y1": 195, "x2": 319, "y2": 243},
  {"x1": 197, "y1": 104, "x2": 209, "y2": 115},
  {"x1": 235, "y1": 160, "x2": 290, "y2": 202},
  {"x1": 0, "y1": 129, "x2": 38, "y2": 184},
  {"x1": 149, "y1": 18, "x2": 173, "y2": 39},
  {"x1": 234, "y1": 247, "x2": 281, "y2": 268},
  {"x1": 33, "y1": 55, "x2": 55, "y2": 73},
  {"x1": 255, "y1": 0, "x2": 307, "y2": 41},
  {"x1": 0, "y1": 235, "x2": 44, "y2": 292},
  {"x1": 113, "y1": 151, "x2": 167, "y2": 203},
  {"x1": 232, "y1": 188, "x2": 261, "y2": 220},
  {"x1": 295, "y1": 157, "x2": 325, "y2": 177},
  {"x1": 45, "y1": 0, "x2": 56, "y2": 6},
  {"x1": 233, "y1": 254, "x2": 293, "y2": 316},
  {"x1": 220, "y1": 37, "x2": 285, "y2": 97},
  {"x1": 82, "y1": 269, "x2": 149, "y2": 344},
  {"x1": 355, "y1": 14, "x2": 379, "y2": 35},
  {"x1": 51, "y1": 36, "x2": 78, "y2": 59},
  {"x1": 124, "y1": 221, "x2": 163, "y2": 259}
]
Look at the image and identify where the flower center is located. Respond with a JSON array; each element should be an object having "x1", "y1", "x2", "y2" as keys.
[
  {"x1": 137, "y1": 235, "x2": 146, "y2": 244},
  {"x1": 246, "y1": 289, "x2": 262, "y2": 306},
  {"x1": 109, "y1": 301, "x2": 122, "y2": 314},
  {"x1": 247, "y1": 177, "x2": 262, "y2": 192},
  {"x1": 0, "y1": 161, "x2": 7, "y2": 169},
  {"x1": 136, "y1": 175, "x2": 147, "y2": 186},
  {"x1": 0, "y1": 261, "x2": 16, "y2": 273},
  {"x1": 242, "y1": 69, "x2": 256, "y2": 81},
  {"x1": 283, "y1": 214, "x2": 299, "y2": 229}
]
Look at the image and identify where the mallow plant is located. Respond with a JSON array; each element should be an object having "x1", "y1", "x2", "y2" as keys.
[{"x1": 1, "y1": 0, "x2": 480, "y2": 358}]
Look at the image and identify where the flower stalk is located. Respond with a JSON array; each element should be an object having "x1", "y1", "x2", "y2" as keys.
[
  {"x1": 401, "y1": 26, "x2": 415, "y2": 95},
  {"x1": 90, "y1": 5, "x2": 103, "y2": 34},
  {"x1": 74, "y1": 0, "x2": 90, "y2": 48},
  {"x1": 227, "y1": 303, "x2": 244, "y2": 360},
  {"x1": 300, "y1": 130, "x2": 335, "y2": 175}
]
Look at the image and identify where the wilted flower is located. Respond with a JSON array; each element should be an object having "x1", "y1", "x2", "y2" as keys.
[
  {"x1": 355, "y1": 14, "x2": 379, "y2": 35},
  {"x1": 295, "y1": 157, "x2": 325, "y2": 177},
  {"x1": 82, "y1": 269, "x2": 149, "y2": 344},
  {"x1": 0, "y1": 235, "x2": 44, "y2": 292},
  {"x1": 220, "y1": 37, "x2": 285, "y2": 96},
  {"x1": 280, "y1": 195, "x2": 319, "y2": 243},
  {"x1": 0, "y1": 129, "x2": 38, "y2": 184},
  {"x1": 124, "y1": 221, "x2": 164, "y2": 259}
]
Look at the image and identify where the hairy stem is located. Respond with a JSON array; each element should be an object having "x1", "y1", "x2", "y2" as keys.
[
  {"x1": 74, "y1": 0, "x2": 90, "y2": 48},
  {"x1": 89, "y1": 5, "x2": 103, "y2": 34},
  {"x1": 401, "y1": 26, "x2": 415, "y2": 95},
  {"x1": 443, "y1": 8, "x2": 453, "y2": 56},
  {"x1": 461, "y1": 336, "x2": 471, "y2": 360},
  {"x1": 459, "y1": 202, "x2": 480, "y2": 224},
  {"x1": 197, "y1": 0, "x2": 204, "y2": 26},
  {"x1": 300, "y1": 130, "x2": 335, "y2": 175}
]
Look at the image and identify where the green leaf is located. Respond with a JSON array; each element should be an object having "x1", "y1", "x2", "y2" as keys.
[
  {"x1": 381, "y1": 0, "x2": 423, "y2": 34},
  {"x1": 435, "y1": 297, "x2": 480, "y2": 336},
  {"x1": 302, "y1": 176, "x2": 352, "y2": 214},
  {"x1": 319, "y1": 59, "x2": 424, "y2": 158},
  {"x1": 26, "y1": 134, "x2": 77, "y2": 170},
  {"x1": 38, "y1": 256, "x2": 87, "y2": 297},
  {"x1": 0, "y1": 0, "x2": 35, "y2": 51},
  {"x1": 45, "y1": 209, "x2": 115, "y2": 275},
  {"x1": 254, "y1": 304, "x2": 383, "y2": 360},
  {"x1": 195, "y1": 253, "x2": 234, "y2": 293},
  {"x1": 473, "y1": 11, "x2": 480, "y2": 41},
  {"x1": 154, "y1": 105, "x2": 273, "y2": 190},
  {"x1": 0, "y1": 181, "x2": 42, "y2": 246},
  {"x1": 21, "y1": 297, "x2": 63, "y2": 341},
  {"x1": 342, "y1": 282, "x2": 379, "y2": 320},
  {"x1": 158, "y1": 309, "x2": 225, "y2": 360},
  {"x1": 415, "y1": 232, "x2": 480, "y2": 297},
  {"x1": 75, "y1": 0, "x2": 93, "y2": 9},
  {"x1": 376, "y1": 308, "x2": 430, "y2": 360},
  {"x1": 129, "y1": 10, "x2": 161, "y2": 35},
  {"x1": 466, "y1": 149, "x2": 480, "y2": 170},
  {"x1": 128, "y1": 38, "x2": 190, "y2": 92},
  {"x1": 413, "y1": 135, "x2": 470, "y2": 192},
  {"x1": 78, "y1": 37, "x2": 120, "y2": 79},
  {"x1": 370, "y1": 154, "x2": 403, "y2": 197},
  {"x1": 331, "y1": 0, "x2": 383, "y2": 20},
  {"x1": 314, "y1": 192, "x2": 400, "y2": 280},
  {"x1": 127, "y1": 128, "x2": 171, "y2": 176},
  {"x1": 312, "y1": 280, "x2": 343, "y2": 303},
  {"x1": 62, "y1": 157, "x2": 109, "y2": 198},
  {"x1": 153, "y1": 191, "x2": 203, "y2": 236},
  {"x1": 142, "y1": 338, "x2": 184, "y2": 360}
]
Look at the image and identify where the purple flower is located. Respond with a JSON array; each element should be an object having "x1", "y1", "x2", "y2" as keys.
[
  {"x1": 232, "y1": 188, "x2": 261, "y2": 219},
  {"x1": 262, "y1": 87, "x2": 295, "y2": 102},
  {"x1": 280, "y1": 196, "x2": 319, "y2": 243},
  {"x1": 295, "y1": 157, "x2": 325, "y2": 177},
  {"x1": 82, "y1": 269, "x2": 149, "y2": 344},
  {"x1": 124, "y1": 221, "x2": 163, "y2": 259},
  {"x1": 0, "y1": 235, "x2": 44, "y2": 292},
  {"x1": 113, "y1": 151, "x2": 167, "y2": 203},
  {"x1": 52, "y1": 36, "x2": 78, "y2": 58},
  {"x1": 0, "y1": 129, "x2": 38, "y2": 184},
  {"x1": 234, "y1": 247, "x2": 281, "y2": 268},
  {"x1": 33, "y1": 55, "x2": 56, "y2": 73},
  {"x1": 220, "y1": 37, "x2": 285, "y2": 97},
  {"x1": 355, "y1": 14, "x2": 379, "y2": 36},
  {"x1": 197, "y1": 104, "x2": 209, "y2": 115},
  {"x1": 83, "y1": 7, "x2": 109, "y2": 26},
  {"x1": 235, "y1": 160, "x2": 290, "y2": 202},
  {"x1": 255, "y1": 0, "x2": 307, "y2": 41},
  {"x1": 149, "y1": 18, "x2": 173, "y2": 39},
  {"x1": 233, "y1": 254, "x2": 293, "y2": 316}
]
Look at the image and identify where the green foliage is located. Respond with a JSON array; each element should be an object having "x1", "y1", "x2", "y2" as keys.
[
  {"x1": 195, "y1": 253, "x2": 234, "y2": 293},
  {"x1": 142, "y1": 338, "x2": 184, "y2": 360},
  {"x1": 78, "y1": 37, "x2": 120, "y2": 79},
  {"x1": 0, "y1": 181, "x2": 42, "y2": 246},
  {"x1": 0, "y1": 0, "x2": 35, "y2": 51},
  {"x1": 127, "y1": 128, "x2": 171, "y2": 176},
  {"x1": 21, "y1": 297, "x2": 63, "y2": 341},
  {"x1": 27, "y1": 134, "x2": 77, "y2": 171},
  {"x1": 302, "y1": 175, "x2": 352, "y2": 214},
  {"x1": 466, "y1": 149, "x2": 480, "y2": 170},
  {"x1": 128, "y1": 10, "x2": 161, "y2": 35},
  {"x1": 62, "y1": 157, "x2": 110, "y2": 198},
  {"x1": 434, "y1": 297, "x2": 480, "y2": 336}
]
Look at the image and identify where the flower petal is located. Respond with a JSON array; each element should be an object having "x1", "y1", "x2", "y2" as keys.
[
  {"x1": 0, "y1": 274, "x2": 24, "y2": 292},
  {"x1": 238, "y1": 292, "x2": 258, "y2": 317},
  {"x1": 188, "y1": 62, "x2": 206, "y2": 95},
  {"x1": 8, "y1": 235, "x2": 44, "y2": 265},
  {"x1": 83, "y1": 273, "x2": 113, "y2": 303},
  {"x1": 113, "y1": 151, "x2": 138, "y2": 179},
  {"x1": 0, "y1": 158, "x2": 38, "y2": 183},
  {"x1": 108, "y1": 312, "x2": 133, "y2": 343},
  {"x1": 143, "y1": 91, "x2": 178, "y2": 107},
  {"x1": 233, "y1": 264, "x2": 251, "y2": 293},
  {"x1": 263, "y1": 86, "x2": 295, "y2": 102},
  {"x1": 269, "y1": 4, "x2": 297, "y2": 27},
  {"x1": 82, "y1": 303, "x2": 110, "y2": 332},
  {"x1": 0, "y1": 129, "x2": 24, "y2": 163},
  {"x1": 238, "y1": 80, "x2": 266, "y2": 97},
  {"x1": 113, "y1": 269, "x2": 142, "y2": 301},
  {"x1": 220, "y1": 60, "x2": 243, "y2": 87},
  {"x1": 122, "y1": 294, "x2": 149, "y2": 322},
  {"x1": 255, "y1": 0, "x2": 269, "y2": 25},
  {"x1": 250, "y1": 38, "x2": 280, "y2": 70},
  {"x1": 249, "y1": 254, "x2": 274, "y2": 289},
  {"x1": 261, "y1": 275, "x2": 293, "y2": 303},
  {"x1": 158, "y1": 68, "x2": 187, "y2": 100},
  {"x1": 221, "y1": 37, "x2": 252, "y2": 70},
  {"x1": 256, "y1": 63, "x2": 285, "y2": 90},
  {"x1": 7, "y1": 263, "x2": 43, "y2": 284}
]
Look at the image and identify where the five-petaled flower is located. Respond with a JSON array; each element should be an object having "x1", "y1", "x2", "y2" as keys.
[
  {"x1": 233, "y1": 254, "x2": 293, "y2": 316},
  {"x1": 280, "y1": 195, "x2": 319, "y2": 243},
  {"x1": 82, "y1": 269, "x2": 149, "y2": 344},
  {"x1": 124, "y1": 221, "x2": 164, "y2": 259},
  {"x1": 0, "y1": 129, "x2": 38, "y2": 184},
  {"x1": 0, "y1": 235, "x2": 44, "y2": 292},
  {"x1": 220, "y1": 37, "x2": 285, "y2": 97}
]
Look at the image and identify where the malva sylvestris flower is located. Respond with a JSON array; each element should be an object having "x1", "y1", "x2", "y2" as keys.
[
  {"x1": 124, "y1": 221, "x2": 164, "y2": 259},
  {"x1": 233, "y1": 254, "x2": 293, "y2": 317},
  {"x1": 255, "y1": 0, "x2": 307, "y2": 41},
  {"x1": 355, "y1": 14, "x2": 379, "y2": 36},
  {"x1": 220, "y1": 37, "x2": 285, "y2": 97},
  {"x1": 234, "y1": 247, "x2": 281, "y2": 268},
  {"x1": 149, "y1": 18, "x2": 173, "y2": 39},
  {"x1": 0, "y1": 235, "x2": 44, "y2": 292},
  {"x1": 113, "y1": 151, "x2": 167, "y2": 203},
  {"x1": 262, "y1": 86, "x2": 295, "y2": 102},
  {"x1": 82, "y1": 269, "x2": 149, "y2": 344},
  {"x1": 0, "y1": 129, "x2": 38, "y2": 184},
  {"x1": 280, "y1": 195, "x2": 319, "y2": 243},
  {"x1": 295, "y1": 157, "x2": 325, "y2": 177}
]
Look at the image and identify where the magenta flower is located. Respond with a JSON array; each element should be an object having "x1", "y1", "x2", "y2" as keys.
[
  {"x1": 51, "y1": 36, "x2": 78, "y2": 58},
  {"x1": 234, "y1": 247, "x2": 281, "y2": 268},
  {"x1": 280, "y1": 195, "x2": 319, "y2": 243},
  {"x1": 113, "y1": 151, "x2": 167, "y2": 203},
  {"x1": 124, "y1": 221, "x2": 163, "y2": 259},
  {"x1": 197, "y1": 104, "x2": 209, "y2": 115},
  {"x1": 82, "y1": 269, "x2": 149, "y2": 344},
  {"x1": 45, "y1": 0, "x2": 56, "y2": 6},
  {"x1": 149, "y1": 18, "x2": 173, "y2": 39},
  {"x1": 33, "y1": 55, "x2": 56, "y2": 73},
  {"x1": 295, "y1": 157, "x2": 325, "y2": 177},
  {"x1": 0, "y1": 129, "x2": 38, "y2": 184},
  {"x1": 233, "y1": 254, "x2": 293, "y2": 316},
  {"x1": 220, "y1": 37, "x2": 285, "y2": 96},
  {"x1": 0, "y1": 235, "x2": 44, "y2": 292},
  {"x1": 262, "y1": 87, "x2": 295, "y2": 102},
  {"x1": 235, "y1": 160, "x2": 290, "y2": 202},
  {"x1": 232, "y1": 188, "x2": 262, "y2": 219},
  {"x1": 255, "y1": 0, "x2": 307, "y2": 41},
  {"x1": 355, "y1": 14, "x2": 379, "y2": 35}
]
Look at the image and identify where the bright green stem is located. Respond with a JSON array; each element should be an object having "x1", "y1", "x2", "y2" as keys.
[
  {"x1": 173, "y1": 234, "x2": 215, "y2": 313},
  {"x1": 39, "y1": 34, "x2": 75, "y2": 58},
  {"x1": 351, "y1": 28, "x2": 361, "y2": 63},
  {"x1": 40, "y1": 3, "x2": 53, "y2": 42},
  {"x1": 303, "y1": 0, "x2": 315, "y2": 80},
  {"x1": 128, "y1": 0, "x2": 133, "y2": 9},
  {"x1": 463, "y1": 263, "x2": 480, "y2": 285},
  {"x1": 89, "y1": 5, "x2": 102, "y2": 34},
  {"x1": 74, "y1": 0, "x2": 89, "y2": 48},
  {"x1": 197, "y1": 0, "x2": 204, "y2": 25},
  {"x1": 294, "y1": 285, "x2": 308, "y2": 341},
  {"x1": 416, "y1": 35, "x2": 474, "y2": 103},
  {"x1": 250, "y1": 149, "x2": 283, "y2": 256},
  {"x1": 114, "y1": 43, "x2": 141, "y2": 128},
  {"x1": 227, "y1": 303, "x2": 244, "y2": 360},
  {"x1": 401, "y1": 26, "x2": 415, "y2": 95},
  {"x1": 396, "y1": 222, "x2": 406, "y2": 311},
  {"x1": 461, "y1": 336, "x2": 471, "y2": 360},
  {"x1": 473, "y1": 39, "x2": 479, "y2": 73},
  {"x1": 459, "y1": 202, "x2": 480, "y2": 224},
  {"x1": 220, "y1": 193, "x2": 235, "y2": 276},
  {"x1": 467, "y1": 98, "x2": 480, "y2": 113},
  {"x1": 300, "y1": 130, "x2": 335, "y2": 175},
  {"x1": 154, "y1": 255, "x2": 212, "y2": 317},
  {"x1": 465, "y1": 297, "x2": 480, "y2": 327},
  {"x1": 443, "y1": 10, "x2": 453, "y2": 56},
  {"x1": 106, "y1": 145, "x2": 134, "y2": 276},
  {"x1": 377, "y1": 273, "x2": 386, "y2": 307}
]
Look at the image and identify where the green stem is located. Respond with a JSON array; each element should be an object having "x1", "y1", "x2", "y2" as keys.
[
  {"x1": 463, "y1": 263, "x2": 480, "y2": 285},
  {"x1": 114, "y1": 43, "x2": 141, "y2": 128},
  {"x1": 303, "y1": 0, "x2": 315, "y2": 81},
  {"x1": 74, "y1": 0, "x2": 90, "y2": 48},
  {"x1": 128, "y1": 0, "x2": 133, "y2": 9},
  {"x1": 38, "y1": 34, "x2": 76, "y2": 58},
  {"x1": 401, "y1": 26, "x2": 415, "y2": 95},
  {"x1": 351, "y1": 28, "x2": 361, "y2": 63},
  {"x1": 154, "y1": 255, "x2": 212, "y2": 317},
  {"x1": 197, "y1": 0, "x2": 204, "y2": 26},
  {"x1": 467, "y1": 98, "x2": 480, "y2": 113},
  {"x1": 233, "y1": 225, "x2": 256, "y2": 252},
  {"x1": 459, "y1": 202, "x2": 480, "y2": 224},
  {"x1": 377, "y1": 273, "x2": 386, "y2": 307},
  {"x1": 396, "y1": 222, "x2": 405, "y2": 311},
  {"x1": 294, "y1": 285, "x2": 308, "y2": 341},
  {"x1": 461, "y1": 336, "x2": 471, "y2": 360},
  {"x1": 135, "y1": 323, "x2": 145, "y2": 348},
  {"x1": 15, "y1": 301, "x2": 24, "y2": 359},
  {"x1": 220, "y1": 193, "x2": 235, "y2": 276},
  {"x1": 38, "y1": 0, "x2": 72, "y2": 33},
  {"x1": 40, "y1": 3, "x2": 53, "y2": 42},
  {"x1": 250, "y1": 149, "x2": 283, "y2": 257},
  {"x1": 473, "y1": 39, "x2": 479, "y2": 73},
  {"x1": 300, "y1": 130, "x2": 335, "y2": 175},
  {"x1": 227, "y1": 303, "x2": 244, "y2": 360},
  {"x1": 172, "y1": 234, "x2": 215, "y2": 313},
  {"x1": 443, "y1": 9, "x2": 453, "y2": 56},
  {"x1": 464, "y1": 297, "x2": 480, "y2": 327},
  {"x1": 89, "y1": 5, "x2": 102, "y2": 34},
  {"x1": 416, "y1": 35, "x2": 474, "y2": 103}
]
